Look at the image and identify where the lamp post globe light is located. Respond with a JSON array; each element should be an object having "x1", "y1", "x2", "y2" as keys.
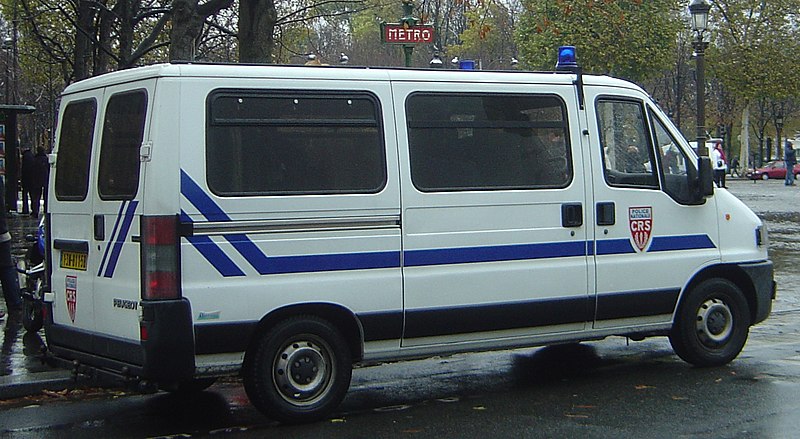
[{"x1": 689, "y1": 0, "x2": 711, "y2": 157}]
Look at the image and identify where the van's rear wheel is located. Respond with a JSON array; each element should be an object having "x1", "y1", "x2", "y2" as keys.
[
  {"x1": 669, "y1": 278, "x2": 750, "y2": 367},
  {"x1": 243, "y1": 316, "x2": 352, "y2": 423}
]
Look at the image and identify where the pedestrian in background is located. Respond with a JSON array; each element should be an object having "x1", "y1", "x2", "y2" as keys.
[
  {"x1": 784, "y1": 140, "x2": 796, "y2": 186},
  {"x1": 730, "y1": 157, "x2": 740, "y2": 177},
  {"x1": 711, "y1": 141, "x2": 727, "y2": 188},
  {"x1": 0, "y1": 176, "x2": 22, "y2": 319},
  {"x1": 19, "y1": 147, "x2": 35, "y2": 215},
  {"x1": 29, "y1": 147, "x2": 49, "y2": 217}
]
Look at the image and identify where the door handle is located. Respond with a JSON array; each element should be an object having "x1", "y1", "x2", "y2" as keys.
[
  {"x1": 561, "y1": 203, "x2": 583, "y2": 228},
  {"x1": 596, "y1": 202, "x2": 616, "y2": 226},
  {"x1": 94, "y1": 214, "x2": 105, "y2": 241}
]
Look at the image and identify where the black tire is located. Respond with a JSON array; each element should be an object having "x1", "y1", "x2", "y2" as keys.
[
  {"x1": 243, "y1": 316, "x2": 352, "y2": 424},
  {"x1": 761, "y1": 174, "x2": 769, "y2": 180},
  {"x1": 669, "y1": 278, "x2": 750, "y2": 367},
  {"x1": 22, "y1": 297, "x2": 43, "y2": 333},
  {"x1": 160, "y1": 377, "x2": 217, "y2": 394}
]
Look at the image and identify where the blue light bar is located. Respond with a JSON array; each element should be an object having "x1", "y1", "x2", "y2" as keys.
[
  {"x1": 556, "y1": 46, "x2": 578, "y2": 71},
  {"x1": 459, "y1": 59, "x2": 476, "y2": 70}
]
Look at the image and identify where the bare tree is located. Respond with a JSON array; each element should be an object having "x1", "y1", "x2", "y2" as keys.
[{"x1": 169, "y1": 0, "x2": 233, "y2": 61}]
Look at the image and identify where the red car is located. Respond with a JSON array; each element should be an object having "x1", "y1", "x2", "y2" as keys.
[{"x1": 747, "y1": 160, "x2": 800, "y2": 180}]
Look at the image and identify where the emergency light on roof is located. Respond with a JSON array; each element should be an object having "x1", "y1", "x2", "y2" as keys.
[{"x1": 556, "y1": 46, "x2": 579, "y2": 71}]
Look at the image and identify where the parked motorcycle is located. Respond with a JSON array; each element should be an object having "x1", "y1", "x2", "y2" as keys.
[{"x1": 17, "y1": 219, "x2": 45, "y2": 332}]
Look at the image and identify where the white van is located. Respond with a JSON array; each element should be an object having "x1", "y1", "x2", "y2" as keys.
[{"x1": 44, "y1": 54, "x2": 774, "y2": 423}]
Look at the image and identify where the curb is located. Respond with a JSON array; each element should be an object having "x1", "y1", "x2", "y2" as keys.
[{"x1": 0, "y1": 370, "x2": 81, "y2": 400}]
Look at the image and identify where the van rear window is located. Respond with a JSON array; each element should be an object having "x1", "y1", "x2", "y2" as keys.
[
  {"x1": 98, "y1": 90, "x2": 147, "y2": 200},
  {"x1": 55, "y1": 99, "x2": 97, "y2": 201},
  {"x1": 406, "y1": 93, "x2": 572, "y2": 191},
  {"x1": 207, "y1": 90, "x2": 386, "y2": 196}
]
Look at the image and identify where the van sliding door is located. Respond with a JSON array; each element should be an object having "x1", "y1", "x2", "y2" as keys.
[{"x1": 395, "y1": 84, "x2": 591, "y2": 347}]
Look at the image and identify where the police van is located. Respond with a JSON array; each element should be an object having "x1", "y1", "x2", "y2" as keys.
[{"x1": 44, "y1": 48, "x2": 774, "y2": 423}]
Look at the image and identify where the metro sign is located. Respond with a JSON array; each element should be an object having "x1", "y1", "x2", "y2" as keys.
[{"x1": 382, "y1": 23, "x2": 435, "y2": 44}]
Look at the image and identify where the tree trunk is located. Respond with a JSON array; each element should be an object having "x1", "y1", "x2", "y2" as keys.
[
  {"x1": 739, "y1": 103, "x2": 751, "y2": 170},
  {"x1": 239, "y1": 0, "x2": 277, "y2": 63},
  {"x1": 96, "y1": 0, "x2": 116, "y2": 74},
  {"x1": 169, "y1": 0, "x2": 233, "y2": 62},
  {"x1": 74, "y1": 0, "x2": 96, "y2": 80}
]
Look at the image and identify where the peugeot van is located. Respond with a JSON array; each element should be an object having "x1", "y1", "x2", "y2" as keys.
[{"x1": 44, "y1": 51, "x2": 774, "y2": 423}]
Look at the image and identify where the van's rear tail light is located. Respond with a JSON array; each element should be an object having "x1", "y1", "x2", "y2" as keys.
[{"x1": 141, "y1": 215, "x2": 181, "y2": 300}]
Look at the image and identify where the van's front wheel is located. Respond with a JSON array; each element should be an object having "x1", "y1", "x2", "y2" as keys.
[
  {"x1": 243, "y1": 316, "x2": 352, "y2": 423},
  {"x1": 669, "y1": 278, "x2": 750, "y2": 367}
]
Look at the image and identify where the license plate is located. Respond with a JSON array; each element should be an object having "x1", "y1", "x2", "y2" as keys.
[{"x1": 60, "y1": 251, "x2": 87, "y2": 271}]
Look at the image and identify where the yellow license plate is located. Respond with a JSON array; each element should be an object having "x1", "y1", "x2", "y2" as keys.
[{"x1": 60, "y1": 251, "x2": 87, "y2": 271}]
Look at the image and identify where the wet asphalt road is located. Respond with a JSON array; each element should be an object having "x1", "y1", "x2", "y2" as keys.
[{"x1": 1, "y1": 178, "x2": 800, "y2": 438}]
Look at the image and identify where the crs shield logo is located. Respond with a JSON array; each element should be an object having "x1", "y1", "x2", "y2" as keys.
[
  {"x1": 629, "y1": 206, "x2": 653, "y2": 252},
  {"x1": 66, "y1": 275, "x2": 77, "y2": 323}
]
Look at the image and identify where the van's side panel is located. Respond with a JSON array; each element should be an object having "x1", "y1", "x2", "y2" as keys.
[
  {"x1": 392, "y1": 81, "x2": 591, "y2": 350},
  {"x1": 174, "y1": 76, "x2": 403, "y2": 365}
]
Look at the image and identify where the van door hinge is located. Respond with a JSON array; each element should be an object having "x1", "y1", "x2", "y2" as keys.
[{"x1": 140, "y1": 141, "x2": 153, "y2": 162}]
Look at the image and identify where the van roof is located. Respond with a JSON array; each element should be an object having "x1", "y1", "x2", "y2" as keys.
[{"x1": 61, "y1": 62, "x2": 645, "y2": 96}]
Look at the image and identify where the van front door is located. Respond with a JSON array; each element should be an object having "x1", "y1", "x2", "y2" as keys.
[
  {"x1": 585, "y1": 88, "x2": 719, "y2": 330},
  {"x1": 394, "y1": 84, "x2": 591, "y2": 347}
]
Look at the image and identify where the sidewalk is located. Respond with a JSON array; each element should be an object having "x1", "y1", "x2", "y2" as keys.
[{"x1": 0, "y1": 210, "x2": 76, "y2": 400}]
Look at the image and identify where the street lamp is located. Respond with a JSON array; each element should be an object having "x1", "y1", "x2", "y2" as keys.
[{"x1": 689, "y1": 0, "x2": 711, "y2": 157}]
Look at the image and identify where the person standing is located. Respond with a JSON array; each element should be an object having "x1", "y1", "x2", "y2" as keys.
[
  {"x1": 0, "y1": 175, "x2": 22, "y2": 318},
  {"x1": 711, "y1": 141, "x2": 727, "y2": 188},
  {"x1": 784, "y1": 140, "x2": 796, "y2": 186},
  {"x1": 29, "y1": 147, "x2": 49, "y2": 217},
  {"x1": 19, "y1": 148, "x2": 35, "y2": 215}
]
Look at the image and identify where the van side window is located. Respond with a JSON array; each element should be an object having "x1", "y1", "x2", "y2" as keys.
[
  {"x1": 650, "y1": 112, "x2": 694, "y2": 203},
  {"x1": 55, "y1": 99, "x2": 97, "y2": 201},
  {"x1": 406, "y1": 93, "x2": 571, "y2": 191},
  {"x1": 206, "y1": 90, "x2": 386, "y2": 196},
  {"x1": 597, "y1": 99, "x2": 659, "y2": 189},
  {"x1": 98, "y1": 90, "x2": 147, "y2": 200}
]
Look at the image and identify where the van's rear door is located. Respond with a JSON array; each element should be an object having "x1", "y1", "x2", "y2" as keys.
[
  {"x1": 90, "y1": 81, "x2": 154, "y2": 343},
  {"x1": 49, "y1": 80, "x2": 154, "y2": 361},
  {"x1": 49, "y1": 93, "x2": 102, "y2": 336}
]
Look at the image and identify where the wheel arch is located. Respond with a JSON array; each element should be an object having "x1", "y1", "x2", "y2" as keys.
[
  {"x1": 680, "y1": 264, "x2": 757, "y2": 326},
  {"x1": 246, "y1": 303, "x2": 365, "y2": 364}
]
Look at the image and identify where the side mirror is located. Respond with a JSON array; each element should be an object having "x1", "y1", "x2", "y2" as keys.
[{"x1": 696, "y1": 156, "x2": 714, "y2": 198}]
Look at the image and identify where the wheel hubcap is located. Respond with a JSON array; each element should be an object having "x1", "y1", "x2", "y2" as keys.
[
  {"x1": 273, "y1": 339, "x2": 332, "y2": 406},
  {"x1": 696, "y1": 298, "x2": 733, "y2": 345}
]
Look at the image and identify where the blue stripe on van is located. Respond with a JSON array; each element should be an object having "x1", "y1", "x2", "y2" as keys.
[
  {"x1": 649, "y1": 234, "x2": 716, "y2": 252},
  {"x1": 102, "y1": 200, "x2": 139, "y2": 278},
  {"x1": 404, "y1": 241, "x2": 587, "y2": 267},
  {"x1": 97, "y1": 201, "x2": 128, "y2": 277},
  {"x1": 180, "y1": 211, "x2": 246, "y2": 277},
  {"x1": 595, "y1": 238, "x2": 636, "y2": 255},
  {"x1": 181, "y1": 170, "x2": 231, "y2": 222},
  {"x1": 179, "y1": 171, "x2": 716, "y2": 274}
]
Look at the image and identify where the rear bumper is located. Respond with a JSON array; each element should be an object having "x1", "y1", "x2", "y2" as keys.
[
  {"x1": 44, "y1": 298, "x2": 196, "y2": 384},
  {"x1": 738, "y1": 260, "x2": 775, "y2": 325}
]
